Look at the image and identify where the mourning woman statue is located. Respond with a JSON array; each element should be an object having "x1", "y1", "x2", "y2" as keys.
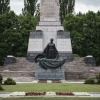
[
  {"x1": 35, "y1": 38, "x2": 65, "y2": 70},
  {"x1": 43, "y1": 38, "x2": 58, "y2": 59}
]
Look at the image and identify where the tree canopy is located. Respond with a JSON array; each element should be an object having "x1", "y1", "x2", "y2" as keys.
[
  {"x1": 0, "y1": 11, "x2": 38, "y2": 65},
  {"x1": 59, "y1": 0, "x2": 75, "y2": 23},
  {"x1": 63, "y1": 11, "x2": 100, "y2": 65},
  {"x1": 0, "y1": 0, "x2": 10, "y2": 14},
  {"x1": 22, "y1": 0, "x2": 38, "y2": 16}
]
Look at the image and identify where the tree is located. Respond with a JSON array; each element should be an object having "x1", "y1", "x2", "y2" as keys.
[
  {"x1": 22, "y1": 0, "x2": 38, "y2": 16},
  {"x1": 35, "y1": 3, "x2": 40, "y2": 19},
  {"x1": 59, "y1": 0, "x2": 75, "y2": 23},
  {"x1": 0, "y1": 74, "x2": 3, "y2": 84},
  {"x1": 0, "y1": 11, "x2": 38, "y2": 65},
  {"x1": 63, "y1": 11, "x2": 100, "y2": 65},
  {"x1": 0, "y1": 0, "x2": 10, "y2": 14}
]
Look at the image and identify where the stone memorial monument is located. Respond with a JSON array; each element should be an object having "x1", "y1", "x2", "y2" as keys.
[{"x1": 27, "y1": 0, "x2": 73, "y2": 80}]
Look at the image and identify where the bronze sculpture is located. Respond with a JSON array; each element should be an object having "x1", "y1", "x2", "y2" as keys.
[
  {"x1": 43, "y1": 38, "x2": 58, "y2": 59},
  {"x1": 35, "y1": 38, "x2": 65, "y2": 70}
]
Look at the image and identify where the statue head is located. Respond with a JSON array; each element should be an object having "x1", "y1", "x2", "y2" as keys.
[{"x1": 50, "y1": 38, "x2": 54, "y2": 43}]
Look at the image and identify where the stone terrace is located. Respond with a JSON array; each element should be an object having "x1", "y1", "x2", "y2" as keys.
[
  {"x1": 65, "y1": 57, "x2": 100, "y2": 79},
  {"x1": 0, "y1": 57, "x2": 100, "y2": 82}
]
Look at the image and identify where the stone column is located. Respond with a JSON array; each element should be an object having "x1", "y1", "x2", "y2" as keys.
[{"x1": 40, "y1": 0, "x2": 60, "y2": 21}]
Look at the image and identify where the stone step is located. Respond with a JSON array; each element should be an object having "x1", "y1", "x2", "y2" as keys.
[
  {"x1": 39, "y1": 21, "x2": 61, "y2": 26},
  {"x1": 0, "y1": 71, "x2": 35, "y2": 77},
  {"x1": 3, "y1": 77, "x2": 34, "y2": 82}
]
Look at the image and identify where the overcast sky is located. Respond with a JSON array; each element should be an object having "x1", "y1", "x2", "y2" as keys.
[{"x1": 10, "y1": 0, "x2": 100, "y2": 15}]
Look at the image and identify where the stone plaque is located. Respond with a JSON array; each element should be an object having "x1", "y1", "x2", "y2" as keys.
[
  {"x1": 27, "y1": 32, "x2": 43, "y2": 52},
  {"x1": 57, "y1": 32, "x2": 72, "y2": 53},
  {"x1": 28, "y1": 39, "x2": 43, "y2": 52},
  {"x1": 57, "y1": 39, "x2": 72, "y2": 52}
]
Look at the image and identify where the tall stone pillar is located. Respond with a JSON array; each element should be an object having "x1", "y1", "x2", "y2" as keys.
[
  {"x1": 27, "y1": 0, "x2": 73, "y2": 62},
  {"x1": 40, "y1": 0, "x2": 60, "y2": 22}
]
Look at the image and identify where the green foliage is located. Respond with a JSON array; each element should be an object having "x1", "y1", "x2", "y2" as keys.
[
  {"x1": 22, "y1": 0, "x2": 38, "y2": 16},
  {"x1": 0, "y1": 11, "x2": 38, "y2": 65},
  {"x1": 73, "y1": 54, "x2": 79, "y2": 57},
  {"x1": 84, "y1": 77, "x2": 95, "y2": 84},
  {"x1": 0, "y1": 84, "x2": 3, "y2": 90},
  {"x1": 0, "y1": 0, "x2": 10, "y2": 14},
  {"x1": 59, "y1": 0, "x2": 75, "y2": 23},
  {"x1": 4, "y1": 78, "x2": 16, "y2": 85},
  {"x1": 0, "y1": 74, "x2": 3, "y2": 84},
  {"x1": 1, "y1": 83, "x2": 100, "y2": 92},
  {"x1": 96, "y1": 73, "x2": 100, "y2": 84},
  {"x1": 63, "y1": 11, "x2": 100, "y2": 65},
  {"x1": 35, "y1": 3, "x2": 40, "y2": 19}
]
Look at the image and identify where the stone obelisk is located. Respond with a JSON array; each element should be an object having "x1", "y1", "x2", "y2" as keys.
[{"x1": 27, "y1": 0, "x2": 72, "y2": 62}]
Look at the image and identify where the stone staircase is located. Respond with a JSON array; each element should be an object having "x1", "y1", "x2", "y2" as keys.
[
  {"x1": 0, "y1": 57, "x2": 36, "y2": 82},
  {"x1": 64, "y1": 57, "x2": 100, "y2": 79},
  {"x1": 0, "y1": 57, "x2": 100, "y2": 82},
  {"x1": 0, "y1": 57, "x2": 35, "y2": 71}
]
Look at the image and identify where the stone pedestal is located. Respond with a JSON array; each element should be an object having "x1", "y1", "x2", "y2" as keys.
[
  {"x1": 27, "y1": 31, "x2": 43, "y2": 62},
  {"x1": 4, "y1": 55, "x2": 16, "y2": 66},
  {"x1": 35, "y1": 63, "x2": 65, "y2": 80},
  {"x1": 84, "y1": 55, "x2": 96, "y2": 66}
]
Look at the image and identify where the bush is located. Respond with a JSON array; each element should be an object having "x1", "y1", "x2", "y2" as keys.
[
  {"x1": 84, "y1": 77, "x2": 95, "y2": 84},
  {"x1": 0, "y1": 74, "x2": 3, "y2": 84},
  {"x1": 0, "y1": 85, "x2": 3, "y2": 91},
  {"x1": 73, "y1": 54, "x2": 79, "y2": 57},
  {"x1": 4, "y1": 78, "x2": 16, "y2": 85},
  {"x1": 96, "y1": 73, "x2": 100, "y2": 84}
]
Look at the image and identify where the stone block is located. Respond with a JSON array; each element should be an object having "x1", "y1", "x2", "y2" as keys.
[
  {"x1": 26, "y1": 52, "x2": 42, "y2": 62},
  {"x1": 35, "y1": 63, "x2": 65, "y2": 80},
  {"x1": 27, "y1": 32, "x2": 43, "y2": 52},
  {"x1": 57, "y1": 31, "x2": 72, "y2": 53},
  {"x1": 57, "y1": 39, "x2": 72, "y2": 52},
  {"x1": 4, "y1": 55, "x2": 16, "y2": 66},
  {"x1": 84, "y1": 55, "x2": 96, "y2": 66},
  {"x1": 40, "y1": 0, "x2": 60, "y2": 22},
  {"x1": 39, "y1": 21, "x2": 61, "y2": 26}
]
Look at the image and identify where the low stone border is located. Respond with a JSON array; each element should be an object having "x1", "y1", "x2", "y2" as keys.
[
  {"x1": 1, "y1": 92, "x2": 100, "y2": 98},
  {"x1": 25, "y1": 92, "x2": 46, "y2": 96}
]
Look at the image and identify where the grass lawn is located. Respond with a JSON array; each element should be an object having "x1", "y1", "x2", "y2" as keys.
[
  {"x1": 0, "y1": 97, "x2": 100, "y2": 100},
  {"x1": 1, "y1": 83, "x2": 100, "y2": 92}
]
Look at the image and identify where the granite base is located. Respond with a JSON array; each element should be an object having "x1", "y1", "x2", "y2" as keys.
[{"x1": 35, "y1": 63, "x2": 65, "y2": 80}]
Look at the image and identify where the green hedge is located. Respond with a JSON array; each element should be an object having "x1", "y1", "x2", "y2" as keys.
[
  {"x1": 4, "y1": 78, "x2": 16, "y2": 85},
  {"x1": 0, "y1": 74, "x2": 3, "y2": 84},
  {"x1": 73, "y1": 54, "x2": 79, "y2": 57},
  {"x1": 84, "y1": 77, "x2": 95, "y2": 84},
  {"x1": 96, "y1": 73, "x2": 100, "y2": 84},
  {"x1": 0, "y1": 85, "x2": 3, "y2": 91}
]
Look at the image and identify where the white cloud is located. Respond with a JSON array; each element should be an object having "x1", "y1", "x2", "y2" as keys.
[
  {"x1": 76, "y1": 0, "x2": 100, "y2": 7},
  {"x1": 10, "y1": 0, "x2": 24, "y2": 15},
  {"x1": 75, "y1": 2, "x2": 100, "y2": 13}
]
